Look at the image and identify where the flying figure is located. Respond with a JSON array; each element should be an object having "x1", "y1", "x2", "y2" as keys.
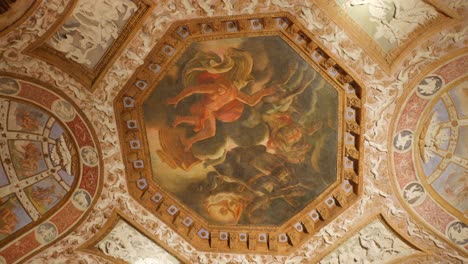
[
  {"x1": 167, "y1": 48, "x2": 274, "y2": 151},
  {"x1": 395, "y1": 132, "x2": 412, "y2": 150}
]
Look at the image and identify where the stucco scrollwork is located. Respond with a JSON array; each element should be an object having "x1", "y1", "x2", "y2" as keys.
[
  {"x1": 343, "y1": 0, "x2": 438, "y2": 45},
  {"x1": 96, "y1": 220, "x2": 179, "y2": 263},
  {"x1": 319, "y1": 219, "x2": 417, "y2": 264}
]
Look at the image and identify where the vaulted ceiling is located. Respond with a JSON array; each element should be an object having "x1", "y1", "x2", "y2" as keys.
[{"x1": 0, "y1": 0, "x2": 466, "y2": 263}]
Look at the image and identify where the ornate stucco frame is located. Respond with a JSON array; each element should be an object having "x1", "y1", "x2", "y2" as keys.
[
  {"x1": 77, "y1": 209, "x2": 188, "y2": 264},
  {"x1": 313, "y1": 0, "x2": 461, "y2": 75},
  {"x1": 114, "y1": 12, "x2": 366, "y2": 254},
  {"x1": 23, "y1": 0, "x2": 154, "y2": 92}
]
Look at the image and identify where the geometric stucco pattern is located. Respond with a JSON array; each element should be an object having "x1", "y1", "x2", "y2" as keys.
[{"x1": 0, "y1": 0, "x2": 467, "y2": 263}]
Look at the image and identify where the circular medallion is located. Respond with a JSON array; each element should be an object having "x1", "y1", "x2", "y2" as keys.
[
  {"x1": 446, "y1": 221, "x2": 468, "y2": 246},
  {"x1": 51, "y1": 99, "x2": 76, "y2": 122},
  {"x1": 393, "y1": 130, "x2": 413, "y2": 153},
  {"x1": 402, "y1": 182, "x2": 426, "y2": 206},
  {"x1": 80, "y1": 146, "x2": 98, "y2": 167},
  {"x1": 35, "y1": 222, "x2": 58, "y2": 244},
  {"x1": 416, "y1": 75, "x2": 443, "y2": 97},
  {"x1": 0, "y1": 77, "x2": 20, "y2": 95},
  {"x1": 71, "y1": 189, "x2": 92, "y2": 211}
]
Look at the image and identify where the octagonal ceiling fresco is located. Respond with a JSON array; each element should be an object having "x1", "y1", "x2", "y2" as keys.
[
  {"x1": 116, "y1": 13, "x2": 364, "y2": 253},
  {"x1": 142, "y1": 35, "x2": 339, "y2": 226}
]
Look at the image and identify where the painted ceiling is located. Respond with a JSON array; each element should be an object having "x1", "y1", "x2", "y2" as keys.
[{"x1": 0, "y1": 0, "x2": 466, "y2": 263}]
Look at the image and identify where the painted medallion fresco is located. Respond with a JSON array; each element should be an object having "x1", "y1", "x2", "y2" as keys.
[
  {"x1": 417, "y1": 79, "x2": 468, "y2": 215},
  {"x1": 143, "y1": 36, "x2": 339, "y2": 226},
  {"x1": 392, "y1": 55, "x2": 468, "y2": 250},
  {"x1": 0, "y1": 99, "x2": 78, "y2": 242},
  {"x1": 0, "y1": 77, "x2": 102, "y2": 263}
]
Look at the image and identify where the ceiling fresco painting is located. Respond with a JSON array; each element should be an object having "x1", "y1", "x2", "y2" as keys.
[
  {"x1": 335, "y1": 0, "x2": 439, "y2": 53},
  {"x1": 47, "y1": 0, "x2": 138, "y2": 69},
  {"x1": 391, "y1": 54, "x2": 468, "y2": 251},
  {"x1": 116, "y1": 13, "x2": 364, "y2": 254},
  {"x1": 313, "y1": 0, "x2": 460, "y2": 74},
  {"x1": 95, "y1": 220, "x2": 180, "y2": 264},
  {"x1": 143, "y1": 35, "x2": 339, "y2": 226},
  {"x1": 319, "y1": 216, "x2": 420, "y2": 263},
  {"x1": 0, "y1": 0, "x2": 466, "y2": 263},
  {"x1": 24, "y1": 0, "x2": 153, "y2": 91},
  {"x1": 0, "y1": 77, "x2": 102, "y2": 263},
  {"x1": 78, "y1": 210, "x2": 183, "y2": 264}
]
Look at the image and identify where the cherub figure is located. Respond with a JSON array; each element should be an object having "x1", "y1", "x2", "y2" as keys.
[
  {"x1": 11, "y1": 141, "x2": 43, "y2": 178},
  {"x1": 30, "y1": 185, "x2": 59, "y2": 205},
  {"x1": 167, "y1": 48, "x2": 274, "y2": 151},
  {"x1": 0, "y1": 206, "x2": 18, "y2": 235},
  {"x1": 15, "y1": 106, "x2": 43, "y2": 133}
]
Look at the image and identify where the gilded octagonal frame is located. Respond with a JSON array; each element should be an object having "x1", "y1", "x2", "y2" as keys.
[{"x1": 115, "y1": 12, "x2": 365, "y2": 254}]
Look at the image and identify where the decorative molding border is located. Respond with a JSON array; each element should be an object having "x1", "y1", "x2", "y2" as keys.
[
  {"x1": 23, "y1": 0, "x2": 154, "y2": 92},
  {"x1": 114, "y1": 12, "x2": 365, "y2": 254},
  {"x1": 0, "y1": 73, "x2": 103, "y2": 264}
]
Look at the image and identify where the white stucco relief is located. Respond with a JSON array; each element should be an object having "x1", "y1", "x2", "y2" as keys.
[
  {"x1": 96, "y1": 221, "x2": 179, "y2": 264},
  {"x1": 319, "y1": 219, "x2": 417, "y2": 264},
  {"x1": 48, "y1": 0, "x2": 137, "y2": 68}
]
